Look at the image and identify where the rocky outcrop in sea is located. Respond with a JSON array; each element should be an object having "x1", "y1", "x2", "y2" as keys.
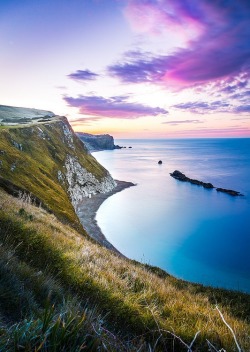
[
  {"x1": 170, "y1": 170, "x2": 243, "y2": 196},
  {"x1": 170, "y1": 170, "x2": 214, "y2": 189}
]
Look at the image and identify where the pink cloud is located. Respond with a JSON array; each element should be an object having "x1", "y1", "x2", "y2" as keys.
[
  {"x1": 110, "y1": 0, "x2": 250, "y2": 90},
  {"x1": 64, "y1": 94, "x2": 168, "y2": 119},
  {"x1": 124, "y1": 0, "x2": 205, "y2": 41}
]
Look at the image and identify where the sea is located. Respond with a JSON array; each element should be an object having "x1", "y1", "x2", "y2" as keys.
[{"x1": 93, "y1": 139, "x2": 250, "y2": 293}]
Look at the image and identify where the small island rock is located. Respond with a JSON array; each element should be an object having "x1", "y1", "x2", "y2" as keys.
[
  {"x1": 158, "y1": 160, "x2": 163, "y2": 165},
  {"x1": 170, "y1": 170, "x2": 243, "y2": 196},
  {"x1": 216, "y1": 188, "x2": 243, "y2": 196},
  {"x1": 170, "y1": 170, "x2": 214, "y2": 189}
]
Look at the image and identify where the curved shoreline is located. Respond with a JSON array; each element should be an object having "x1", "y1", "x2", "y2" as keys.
[{"x1": 76, "y1": 180, "x2": 135, "y2": 255}]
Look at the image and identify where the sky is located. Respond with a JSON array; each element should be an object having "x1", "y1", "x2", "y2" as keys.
[{"x1": 1, "y1": 0, "x2": 250, "y2": 138}]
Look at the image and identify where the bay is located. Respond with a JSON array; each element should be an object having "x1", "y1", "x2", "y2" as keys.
[{"x1": 94, "y1": 139, "x2": 250, "y2": 292}]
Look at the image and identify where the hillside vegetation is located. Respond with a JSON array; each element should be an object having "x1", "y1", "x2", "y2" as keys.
[
  {"x1": 0, "y1": 117, "x2": 110, "y2": 233},
  {"x1": 0, "y1": 108, "x2": 249, "y2": 351},
  {"x1": 0, "y1": 189, "x2": 249, "y2": 351}
]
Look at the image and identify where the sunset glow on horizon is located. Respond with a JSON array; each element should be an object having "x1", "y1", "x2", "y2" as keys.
[{"x1": 1, "y1": 0, "x2": 250, "y2": 138}]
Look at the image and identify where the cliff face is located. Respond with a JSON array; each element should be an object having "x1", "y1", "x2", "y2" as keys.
[
  {"x1": 0, "y1": 109, "x2": 116, "y2": 234},
  {"x1": 76, "y1": 132, "x2": 117, "y2": 152},
  {"x1": 65, "y1": 154, "x2": 116, "y2": 209}
]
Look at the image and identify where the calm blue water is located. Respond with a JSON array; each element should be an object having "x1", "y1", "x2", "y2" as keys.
[{"x1": 93, "y1": 139, "x2": 250, "y2": 293}]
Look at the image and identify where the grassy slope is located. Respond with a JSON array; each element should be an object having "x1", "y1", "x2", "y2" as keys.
[
  {"x1": 0, "y1": 189, "x2": 249, "y2": 351},
  {"x1": 0, "y1": 118, "x2": 108, "y2": 232},
  {"x1": 0, "y1": 117, "x2": 249, "y2": 350}
]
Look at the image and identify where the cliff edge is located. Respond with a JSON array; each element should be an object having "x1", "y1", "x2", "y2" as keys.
[
  {"x1": 77, "y1": 132, "x2": 121, "y2": 152},
  {"x1": 0, "y1": 106, "x2": 116, "y2": 240}
]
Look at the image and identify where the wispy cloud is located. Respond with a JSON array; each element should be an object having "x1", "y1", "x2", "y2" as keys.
[
  {"x1": 172, "y1": 101, "x2": 230, "y2": 114},
  {"x1": 68, "y1": 69, "x2": 99, "y2": 82},
  {"x1": 64, "y1": 94, "x2": 168, "y2": 119},
  {"x1": 220, "y1": 80, "x2": 248, "y2": 95},
  {"x1": 109, "y1": 0, "x2": 250, "y2": 89},
  {"x1": 162, "y1": 119, "x2": 203, "y2": 125},
  {"x1": 231, "y1": 90, "x2": 250, "y2": 101},
  {"x1": 172, "y1": 99, "x2": 250, "y2": 115},
  {"x1": 234, "y1": 105, "x2": 250, "y2": 113},
  {"x1": 108, "y1": 52, "x2": 167, "y2": 83},
  {"x1": 70, "y1": 117, "x2": 102, "y2": 123},
  {"x1": 231, "y1": 117, "x2": 250, "y2": 121},
  {"x1": 69, "y1": 117, "x2": 102, "y2": 127}
]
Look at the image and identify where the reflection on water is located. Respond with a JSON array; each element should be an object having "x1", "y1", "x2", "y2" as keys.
[{"x1": 94, "y1": 139, "x2": 250, "y2": 292}]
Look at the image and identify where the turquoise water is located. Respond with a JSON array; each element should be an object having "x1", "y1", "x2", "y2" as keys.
[{"x1": 93, "y1": 139, "x2": 250, "y2": 292}]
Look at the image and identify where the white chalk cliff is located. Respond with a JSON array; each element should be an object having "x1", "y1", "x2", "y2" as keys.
[{"x1": 65, "y1": 154, "x2": 116, "y2": 210}]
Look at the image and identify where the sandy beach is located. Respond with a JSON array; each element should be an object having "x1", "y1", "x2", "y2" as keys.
[{"x1": 77, "y1": 180, "x2": 135, "y2": 255}]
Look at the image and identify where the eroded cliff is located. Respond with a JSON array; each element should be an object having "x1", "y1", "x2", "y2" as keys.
[
  {"x1": 77, "y1": 132, "x2": 120, "y2": 152},
  {"x1": 0, "y1": 108, "x2": 116, "y2": 237}
]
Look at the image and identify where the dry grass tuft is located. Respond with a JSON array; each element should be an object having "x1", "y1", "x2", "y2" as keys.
[{"x1": 0, "y1": 189, "x2": 249, "y2": 351}]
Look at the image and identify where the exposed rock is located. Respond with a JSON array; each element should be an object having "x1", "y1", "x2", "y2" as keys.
[
  {"x1": 216, "y1": 188, "x2": 243, "y2": 196},
  {"x1": 76, "y1": 132, "x2": 122, "y2": 152},
  {"x1": 61, "y1": 122, "x2": 75, "y2": 149},
  {"x1": 170, "y1": 170, "x2": 214, "y2": 189},
  {"x1": 11, "y1": 140, "x2": 23, "y2": 151},
  {"x1": 170, "y1": 170, "x2": 244, "y2": 196},
  {"x1": 0, "y1": 110, "x2": 120, "y2": 249},
  {"x1": 57, "y1": 170, "x2": 65, "y2": 183},
  {"x1": 10, "y1": 163, "x2": 17, "y2": 172},
  {"x1": 158, "y1": 160, "x2": 163, "y2": 165},
  {"x1": 65, "y1": 155, "x2": 116, "y2": 210},
  {"x1": 36, "y1": 126, "x2": 46, "y2": 140}
]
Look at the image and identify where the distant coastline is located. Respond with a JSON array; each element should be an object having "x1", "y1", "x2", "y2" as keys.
[{"x1": 76, "y1": 132, "x2": 123, "y2": 152}]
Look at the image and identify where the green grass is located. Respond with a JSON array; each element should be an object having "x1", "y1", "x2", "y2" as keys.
[
  {"x1": 0, "y1": 118, "x2": 109, "y2": 233},
  {"x1": 0, "y1": 116, "x2": 249, "y2": 351},
  {"x1": 0, "y1": 189, "x2": 249, "y2": 351}
]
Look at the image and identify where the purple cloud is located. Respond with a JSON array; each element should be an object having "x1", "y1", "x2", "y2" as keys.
[
  {"x1": 64, "y1": 94, "x2": 168, "y2": 119},
  {"x1": 231, "y1": 90, "x2": 250, "y2": 101},
  {"x1": 234, "y1": 105, "x2": 250, "y2": 113},
  {"x1": 108, "y1": 53, "x2": 167, "y2": 83},
  {"x1": 109, "y1": 1, "x2": 250, "y2": 88},
  {"x1": 220, "y1": 80, "x2": 248, "y2": 94},
  {"x1": 68, "y1": 69, "x2": 99, "y2": 81},
  {"x1": 173, "y1": 101, "x2": 230, "y2": 114}
]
